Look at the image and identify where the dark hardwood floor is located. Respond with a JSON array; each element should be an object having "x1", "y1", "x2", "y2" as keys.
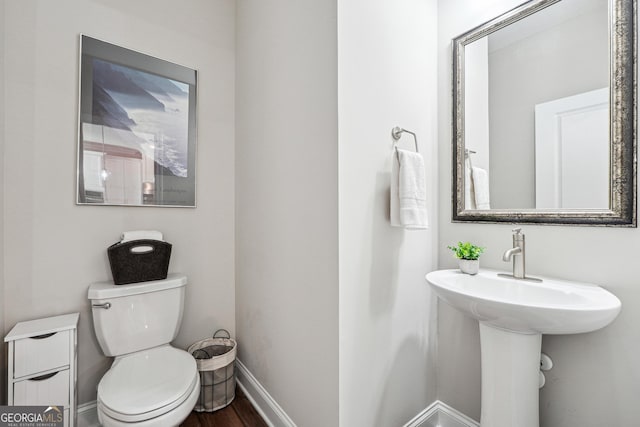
[{"x1": 181, "y1": 386, "x2": 268, "y2": 427}]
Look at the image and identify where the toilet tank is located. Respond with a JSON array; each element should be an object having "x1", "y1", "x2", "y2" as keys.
[{"x1": 88, "y1": 274, "x2": 187, "y2": 357}]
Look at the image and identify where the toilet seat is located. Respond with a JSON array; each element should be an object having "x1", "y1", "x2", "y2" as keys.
[{"x1": 98, "y1": 345, "x2": 198, "y2": 423}]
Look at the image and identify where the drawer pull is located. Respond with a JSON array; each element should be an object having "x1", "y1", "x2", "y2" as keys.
[
  {"x1": 92, "y1": 302, "x2": 111, "y2": 310},
  {"x1": 30, "y1": 332, "x2": 56, "y2": 340},
  {"x1": 28, "y1": 372, "x2": 58, "y2": 382}
]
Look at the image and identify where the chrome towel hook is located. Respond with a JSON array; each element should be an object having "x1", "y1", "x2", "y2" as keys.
[{"x1": 391, "y1": 126, "x2": 419, "y2": 153}]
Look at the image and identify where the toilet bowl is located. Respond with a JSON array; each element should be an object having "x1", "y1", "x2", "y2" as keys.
[
  {"x1": 88, "y1": 274, "x2": 198, "y2": 427},
  {"x1": 97, "y1": 346, "x2": 200, "y2": 426}
]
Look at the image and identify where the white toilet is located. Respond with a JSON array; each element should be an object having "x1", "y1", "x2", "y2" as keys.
[{"x1": 88, "y1": 274, "x2": 200, "y2": 427}]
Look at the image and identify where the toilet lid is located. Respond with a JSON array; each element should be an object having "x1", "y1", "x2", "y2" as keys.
[{"x1": 98, "y1": 345, "x2": 198, "y2": 421}]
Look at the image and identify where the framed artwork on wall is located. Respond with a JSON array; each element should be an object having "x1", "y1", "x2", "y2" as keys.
[{"x1": 77, "y1": 35, "x2": 197, "y2": 207}]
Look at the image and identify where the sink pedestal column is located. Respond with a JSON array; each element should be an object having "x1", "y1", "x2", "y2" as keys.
[{"x1": 479, "y1": 323, "x2": 542, "y2": 427}]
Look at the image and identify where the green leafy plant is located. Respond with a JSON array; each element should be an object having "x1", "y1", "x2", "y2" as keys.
[{"x1": 447, "y1": 241, "x2": 485, "y2": 260}]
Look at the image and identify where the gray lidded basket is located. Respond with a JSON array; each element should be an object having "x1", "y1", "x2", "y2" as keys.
[{"x1": 188, "y1": 329, "x2": 237, "y2": 412}]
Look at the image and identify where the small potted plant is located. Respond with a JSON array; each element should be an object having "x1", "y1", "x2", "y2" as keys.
[{"x1": 448, "y1": 241, "x2": 485, "y2": 275}]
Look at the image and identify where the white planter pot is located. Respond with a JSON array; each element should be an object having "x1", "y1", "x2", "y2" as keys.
[{"x1": 459, "y1": 259, "x2": 479, "y2": 275}]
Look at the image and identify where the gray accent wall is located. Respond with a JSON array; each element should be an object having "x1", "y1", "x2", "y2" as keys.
[
  {"x1": 235, "y1": 1, "x2": 340, "y2": 426},
  {"x1": 2, "y1": 0, "x2": 236, "y2": 405},
  {"x1": 236, "y1": 1, "x2": 439, "y2": 426},
  {"x1": 438, "y1": 1, "x2": 640, "y2": 426}
]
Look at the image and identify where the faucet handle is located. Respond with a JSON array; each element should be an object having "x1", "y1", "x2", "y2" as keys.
[{"x1": 512, "y1": 227, "x2": 524, "y2": 242}]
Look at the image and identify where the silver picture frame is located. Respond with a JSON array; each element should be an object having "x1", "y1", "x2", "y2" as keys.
[{"x1": 77, "y1": 35, "x2": 197, "y2": 207}]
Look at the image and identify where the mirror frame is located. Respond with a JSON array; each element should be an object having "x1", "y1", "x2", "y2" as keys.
[{"x1": 452, "y1": 0, "x2": 637, "y2": 226}]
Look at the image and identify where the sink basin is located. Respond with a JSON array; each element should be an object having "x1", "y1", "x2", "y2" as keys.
[
  {"x1": 426, "y1": 268, "x2": 621, "y2": 334},
  {"x1": 426, "y1": 268, "x2": 621, "y2": 427}
]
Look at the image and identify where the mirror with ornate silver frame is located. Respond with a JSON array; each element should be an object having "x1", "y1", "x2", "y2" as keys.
[{"x1": 453, "y1": 0, "x2": 636, "y2": 226}]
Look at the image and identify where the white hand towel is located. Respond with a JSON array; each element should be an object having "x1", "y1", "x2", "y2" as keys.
[
  {"x1": 390, "y1": 152, "x2": 401, "y2": 227},
  {"x1": 120, "y1": 230, "x2": 164, "y2": 243},
  {"x1": 471, "y1": 167, "x2": 490, "y2": 210},
  {"x1": 391, "y1": 148, "x2": 428, "y2": 229},
  {"x1": 464, "y1": 159, "x2": 476, "y2": 210}
]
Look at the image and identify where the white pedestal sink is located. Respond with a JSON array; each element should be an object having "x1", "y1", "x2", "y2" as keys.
[{"x1": 426, "y1": 269, "x2": 621, "y2": 427}]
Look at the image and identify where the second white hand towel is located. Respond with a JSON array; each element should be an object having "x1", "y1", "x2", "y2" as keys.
[
  {"x1": 464, "y1": 158, "x2": 477, "y2": 210},
  {"x1": 472, "y1": 166, "x2": 490, "y2": 210},
  {"x1": 395, "y1": 148, "x2": 428, "y2": 229}
]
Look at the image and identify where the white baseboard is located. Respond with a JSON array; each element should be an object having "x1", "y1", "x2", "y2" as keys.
[
  {"x1": 403, "y1": 400, "x2": 440, "y2": 427},
  {"x1": 235, "y1": 359, "x2": 297, "y2": 427},
  {"x1": 77, "y1": 401, "x2": 100, "y2": 427},
  {"x1": 403, "y1": 400, "x2": 479, "y2": 427},
  {"x1": 76, "y1": 360, "x2": 295, "y2": 427},
  {"x1": 78, "y1": 366, "x2": 473, "y2": 427}
]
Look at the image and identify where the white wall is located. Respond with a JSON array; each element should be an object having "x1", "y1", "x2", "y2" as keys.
[
  {"x1": 338, "y1": 0, "x2": 439, "y2": 426},
  {"x1": 438, "y1": 1, "x2": 640, "y2": 426},
  {"x1": 235, "y1": 1, "x2": 339, "y2": 426},
  {"x1": 2, "y1": 0, "x2": 235, "y2": 405}
]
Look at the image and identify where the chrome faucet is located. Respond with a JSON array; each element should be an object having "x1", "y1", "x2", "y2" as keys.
[{"x1": 502, "y1": 228, "x2": 525, "y2": 279}]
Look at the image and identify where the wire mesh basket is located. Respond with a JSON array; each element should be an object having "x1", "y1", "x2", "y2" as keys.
[{"x1": 188, "y1": 329, "x2": 237, "y2": 412}]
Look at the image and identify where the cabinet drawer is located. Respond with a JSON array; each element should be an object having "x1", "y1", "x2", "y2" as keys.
[
  {"x1": 14, "y1": 331, "x2": 70, "y2": 377},
  {"x1": 13, "y1": 369, "x2": 70, "y2": 407}
]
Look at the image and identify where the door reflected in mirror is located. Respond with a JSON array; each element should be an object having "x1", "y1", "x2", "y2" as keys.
[{"x1": 534, "y1": 88, "x2": 609, "y2": 209}]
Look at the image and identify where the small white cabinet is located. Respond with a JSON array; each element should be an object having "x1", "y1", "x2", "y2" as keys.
[{"x1": 5, "y1": 313, "x2": 79, "y2": 427}]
